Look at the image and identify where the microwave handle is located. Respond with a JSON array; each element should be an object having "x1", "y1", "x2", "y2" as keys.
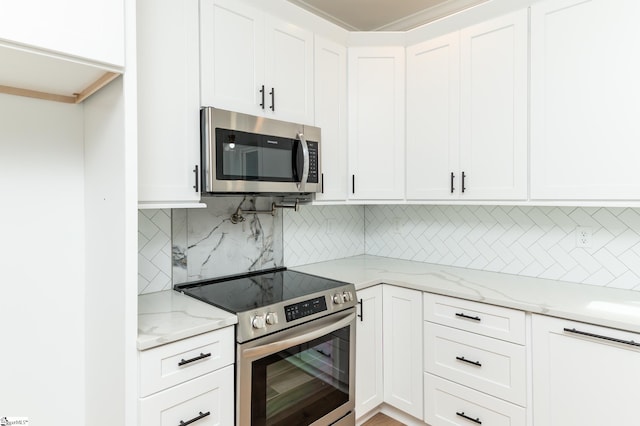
[
  {"x1": 297, "y1": 132, "x2": 309, "y2": 191},
  {"x1": 242, "y1": 311, "x2": 355, "y2": 360}
]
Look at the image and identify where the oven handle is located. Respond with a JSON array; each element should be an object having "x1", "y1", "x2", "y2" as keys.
[
  {"x1": 296, "y1": 132, "x2": 309, "y2": 192},
  {"x1": 242, "y1": 311, "x2": 355, "y2": 360}
]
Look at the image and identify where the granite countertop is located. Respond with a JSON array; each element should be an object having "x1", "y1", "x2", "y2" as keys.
[
  {"x1": 292, "y1": 255, "x2": 640, "y2": 334},
  {"x1": 137, "y1": 290, "x2": 237, "y2": 350}
]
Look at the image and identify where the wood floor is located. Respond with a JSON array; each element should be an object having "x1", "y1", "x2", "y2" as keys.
[{"x1": 361, "y1": 413, "x2": 406, "y2": 426}]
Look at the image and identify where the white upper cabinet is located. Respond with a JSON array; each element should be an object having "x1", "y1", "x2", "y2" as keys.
[
  {"x1": 530, "y1": 0, "x2": 640, "y2": 200},
  {"x1": 348, "y1": 46, "x2": 405, "y2": 200},
  {"x1": 0, "y1": 0, "x2": 124, "y2": 103},
  {"x1": 406, "y1": 9, "x2": 527, "y2": 201},
  {"x1": 137, "y1": 0, "x2": 203, "y2": 208},
  {"x1": 200, "y1": 0, "x2": 314, "y2": 125},
  {"x1": 459, "y1": 9, "x2": 528, "y2": 200},
  {"x1": 314, "y1": 36, "x2": 348, "y2": 202},
  {"x1": 406, "y1": 32, "x2": 460, "y2": 200}
]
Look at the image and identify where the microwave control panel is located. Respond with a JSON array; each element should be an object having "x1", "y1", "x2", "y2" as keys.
[{"x1": 307, "y1": 141, "x2": 319, "y2": 183}]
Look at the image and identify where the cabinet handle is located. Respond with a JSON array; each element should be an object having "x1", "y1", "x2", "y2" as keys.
[
  {"x1": 259, "y1": 85, "x2": 265, "y2": 109},
  {"x1": 450, "y1": 172, "x2": 455, "y2": 193},
  {"x1": 563, "y1": 328, "x2": 640, "y2": 347},
  {"x1": 456, "y1": 411, "x2": 482, "y2": 424},
  {"x1": 193, "y1": 165, "x2": 199, "y2": 192},
  {"x1": 269, "y1": 87, "x2": 275, "y2": 111},
  {"x1": 462, "y1": 171, "x2": 467, "y2": 193},
  {"x1": 357, "y1": 299, "x2": 363, "y2": 322},
  {"x1": 178, "y1": 352, "x2": 212, "y2": 366},
  {"x1": 321, "y1": 173, "x2": 324, "y2": 193},
  {"x1": 455, "y1": 312, "x2": 481, "y2": 322},
  {"x1": 456, "y1": 356, "x2": 482, "y2": 367},
  {"x1": 352, "y1": 175, "x2": 355, "y2": 194},
  {"x1": 179, "y1": 411, "x2": 211, "y2": 426}
]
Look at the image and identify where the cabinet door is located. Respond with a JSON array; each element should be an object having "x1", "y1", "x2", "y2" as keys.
[
  {"x1": 532, "y1": 314, "x2": 640, "y2": 426},
  {"x1": 459, "y1": 9, "x2": 528, "y2": 200},
  {"x1": 0, "y1": 0, "x2": 124, "y2": 66},
  {"x1": 264, "y1": 15, "x2": 315, "y2": 125},
  {"x1": 348, "y1": 47, "x2": 405, "y2": 200},
  {"x1": 314, "y1": 36, "x2": 348, "y2": 202},
  {"x1": 406, "y1": 32, "x2": 460, "y2": 200},
  {"x1": 355, "y1": 285, "x2": 383, "y2": 419},
  {"x1": 383, "y1": 285, "x2": 423, "y2": 419},
  {"x1": 200, "y1": 0, "x2": 265, "y2": 115},
  {"x1": 137, "y1": 0, "x2": 203, "y2": 207},
  {"x1": 530, "y1": 0, "x2": 640, "y2": 200}
]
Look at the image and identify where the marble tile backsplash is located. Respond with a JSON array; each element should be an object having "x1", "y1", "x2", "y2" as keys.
[{"x1": 139, "y1": 203, "x2": 640, "y2": 294}]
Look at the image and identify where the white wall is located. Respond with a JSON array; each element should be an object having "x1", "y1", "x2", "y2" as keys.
[{"x1": 0, "y1": 94, "x2": 85, "y2": 424}]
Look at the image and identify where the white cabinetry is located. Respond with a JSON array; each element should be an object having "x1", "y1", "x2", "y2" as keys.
[
  {"x1": 406, "y1": 9, "x2": 527, "y2": 201},
  {"x1": 348, "y1": 47, "x2": 405, "y2": 200},
  {"x1": 137, "y1": 0, "x2": 204, "y2": 208},
  {"x1": 139, "y1": 327, "x2": 235, "y2": 426},
  {"x1": 383, "y1": 285, "x2": 423, "y2": 419},
  {"x1": 200, "y1": 0, "x2": 314, "y2": 125},
  {"x1": 355, "y1": 285, "x2": 383, "y2": 418},
  {"x1": 314, "y1": 36, "x2": 348, "y2": 202},
  {"x1": 532, "y1": 314, "x2": 640, "y2": 426},
  {"x1": 423, "y1": 293, "x2": 527, "y2": 426},
  {"x1": 530, "y1": 0, "x2": 640, "y2": 200}
]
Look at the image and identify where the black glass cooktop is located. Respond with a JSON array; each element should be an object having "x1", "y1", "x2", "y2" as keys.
[{"x1": 175, "y1": 268, "x2": 348, "y2": 314}]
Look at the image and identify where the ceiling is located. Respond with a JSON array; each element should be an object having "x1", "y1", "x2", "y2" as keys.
[{"x1": 286, "y1": 0, "x2": 489, "y2": 31}]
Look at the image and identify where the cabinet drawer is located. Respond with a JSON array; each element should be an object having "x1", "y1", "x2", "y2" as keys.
[
  {"x1": 424, "y1": 322, "x2": 526, "y2": 406},
  {"x1": 139, "y1": 326, "x2": 234, "y2": 397},
  {"x1": 424, "y1": 373, "x2": 525, "y2": 426},
  {"x1": 424, "y1": 293, "x2": 526, "y2": 344},
  {"x1": 139, "y1": 364, "x2": 234, "y2": 426}
]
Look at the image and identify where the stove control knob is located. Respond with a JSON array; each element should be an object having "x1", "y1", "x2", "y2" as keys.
[
  {"x1": 333, "y1": 293, "x2": 345, "y2": 305},
  {"x1": 343, "y1": 291, "x2": 353, "y2": 302},
  {"x1": 252, "y1": 314, "x2": 266, "y2": 329},
  {"x1": 265, "y1": 312, "x2": 278, "y2": 325}
]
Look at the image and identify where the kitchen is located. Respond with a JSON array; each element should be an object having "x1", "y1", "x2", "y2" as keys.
[{"x1": 2, "y1": 0, "x2": 640, "y2": 425}]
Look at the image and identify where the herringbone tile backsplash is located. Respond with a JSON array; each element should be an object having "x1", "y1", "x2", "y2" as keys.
[
  {"x1": 138, "y1": 209, "x2": 172, "y2": 293},
  {"x1": 365, "y1": 205, "x2": 640, "y2": 291}
]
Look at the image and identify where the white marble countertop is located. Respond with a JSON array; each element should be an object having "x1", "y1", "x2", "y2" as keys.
[
  {"x1": 138, "y1": 290, "x2": 237, "y2": 350},
  {"x1": 292, "y1": 255, "x2": 640, "y2": 334}
]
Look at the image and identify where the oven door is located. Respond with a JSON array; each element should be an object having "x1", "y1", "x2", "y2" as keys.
[{"x1": 237, "y1": 308, "x2": 355, "y2": 426}]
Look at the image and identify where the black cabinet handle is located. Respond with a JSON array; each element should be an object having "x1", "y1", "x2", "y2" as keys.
[
  {"x1": 179, "y1": 411, "x2": 211, "y2": 426},
  {"x1": 321, "y1": 173, "x2": 324, "y2": 193},
  {"x1": 456, "y1": 411, "x2": 482, "y2": 424},
  {"x1": 259, "y1": 85, "x2": 265, "y2": 109},
  {"x1": 352, "y1": 175, "x2": 355, "y2": 194},
  {"x1": 178, "y1": 352, "x2": 212, "y2": 366},
  {"x1": 193, "y1": 165, "x2": 199, "y2": 192},
  {"x1": 450, "y1": 172, "x2": 455, "y2": 193},
  {"x1": 269, "y1": 87, "x2": 275, "y2": 111},
  {"x1": 357, "y1": 299, "x2": 363, "y2": 322},
  {"x1": 456, "y1": 356, "x2": 482, "y2": 367},
  {"x1": 462, "y1": 171, "x2": 467, "y2": 193},
  {"x1": 455, "y1": 312, "x2": 481, "y2": 322},
  {"x1": 564, "y1": 328, "x2": 640, "y2": 347}
]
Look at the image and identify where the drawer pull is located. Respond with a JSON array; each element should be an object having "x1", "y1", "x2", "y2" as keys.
[
  {"x1": 455, "y1": 312, "x2": 481, "y2": 322},
  {"x1": 456, "y1": 356, "x2": 482, "y2": 367},
  {"x1": 563, "y1": 328, "x2": 640, "y2": 347},
  {"x1": 456, "y1": 411, "x2": 482, "y2": 424},
  {"x1": 179, "y1": 411, "x2": 210, "y2": 426},
  {"x1": 178, "y1": 352, "x2": 212, "y2": 366}
]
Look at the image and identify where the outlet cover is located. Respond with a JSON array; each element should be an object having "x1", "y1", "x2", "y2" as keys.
[{"x1": 575, "y1": 227, "x2": 592, "y2": 248}]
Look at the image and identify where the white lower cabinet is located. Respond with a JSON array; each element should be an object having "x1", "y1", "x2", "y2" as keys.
[
  {"x1": 355, "y1": 285, "x2": 384, "y2": 418},
  {"x1": 532, "y1": 314, "x2": 640, "y2": 426},
  {"x1": 138, "y1": 327, "x2": 235, "y2": 426},
  {"x1": 423, "y1": 293, "x2": 527, "y2": 426},
  {"x1": 424, "y1": 373, "x2": 525, "y2": 426}
]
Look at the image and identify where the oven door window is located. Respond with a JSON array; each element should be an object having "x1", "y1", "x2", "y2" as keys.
[{"x1": 251, "y1": 325, "x2": 350, "y2": 426}]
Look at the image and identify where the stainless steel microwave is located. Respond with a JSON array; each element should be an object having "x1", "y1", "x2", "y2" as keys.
[{"x1": 200, "y1": 107, "x2": 321, "y2": 195}]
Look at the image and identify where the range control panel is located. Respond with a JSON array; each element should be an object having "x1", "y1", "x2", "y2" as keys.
[{"x1": 284, "y1": 296, "x2": 327, "y2": 322}]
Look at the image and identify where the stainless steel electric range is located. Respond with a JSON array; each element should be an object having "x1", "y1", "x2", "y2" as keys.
[{"x1": 176, "y1": 268, "x2": 357, "y2": 426}]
